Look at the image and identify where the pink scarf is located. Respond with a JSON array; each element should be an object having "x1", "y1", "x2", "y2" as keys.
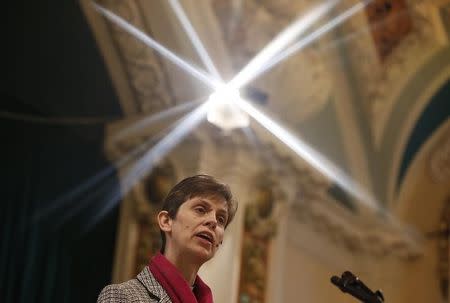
[{"x1": 148, "y1": 253, "x2": 214, "y2": 303}]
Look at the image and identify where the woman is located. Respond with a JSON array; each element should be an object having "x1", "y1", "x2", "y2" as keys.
[{"x1": 97, "y1": 174, "x2": 238, "y2": 303}]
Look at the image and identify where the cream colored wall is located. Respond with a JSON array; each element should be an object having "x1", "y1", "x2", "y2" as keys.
[
  {"x1": 283, "y1": 244, "x2": 356, "y2": 303},
  {"x1": 278, "y1": 223, "x2": 442, "y2": 303},
  {"x1": 277, "y1": 122, "x2": 450, "y2": 303}
]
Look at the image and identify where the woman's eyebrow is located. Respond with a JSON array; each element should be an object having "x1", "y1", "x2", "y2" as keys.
[
  {"x1": 216, "y1": 208, "x2": 228, "y2": 218},
  {"x1": 196, "y1": 199, "x2": 228, "y2": 215},
  {"x1": 196, "y1": 199, "x2": 211, "y2": 206}
]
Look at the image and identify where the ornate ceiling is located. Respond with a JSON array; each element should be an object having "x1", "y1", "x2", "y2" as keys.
[{"x1": 80, "y1": 0, "x2": 450, "y2": 283}]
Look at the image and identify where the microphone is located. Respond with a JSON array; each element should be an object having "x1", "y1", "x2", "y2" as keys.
[
  {"x1": 331, "y1": 271, "x2": 384, "y2": 303},
  {"x1": 331, "y1": 275, "x2": 344, "y2": 290}
]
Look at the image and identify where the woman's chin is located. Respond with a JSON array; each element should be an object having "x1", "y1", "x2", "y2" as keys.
[{"x1": 190, "y1": 247, "x2": 215, "y2": 264}]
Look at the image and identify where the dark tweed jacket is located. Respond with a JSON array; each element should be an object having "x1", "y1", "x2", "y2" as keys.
[{"x1": 97, "y1": 266, "x2": 172, "y2": 303}]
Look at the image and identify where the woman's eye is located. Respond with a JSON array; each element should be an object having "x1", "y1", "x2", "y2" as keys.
[
  {"x1": 195, "y1": 207, "x2": 206, "y2": 214},
  {"x1": 217, "y1": 216, "x2": 226, "y2": 225}
]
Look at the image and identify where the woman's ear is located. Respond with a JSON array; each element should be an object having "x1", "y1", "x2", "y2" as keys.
[{"x1": 157, "y1": 210, "x2": 172, "y2": 233}]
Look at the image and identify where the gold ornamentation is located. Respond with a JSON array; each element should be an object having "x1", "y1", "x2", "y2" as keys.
[
  {"x1": 133, "y1": 163, "x2": 176, "y2": 274},
  {"x1": 238, "y1": 176, "x2": 278, "y2": 303},
  {"x1": 365, "y1": 0, "x2": 412, "y2": 61}
]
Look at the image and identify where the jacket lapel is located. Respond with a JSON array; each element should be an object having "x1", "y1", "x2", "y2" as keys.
[{"x1": 137, "y1": 266, "x2": 172, "y2": 303}]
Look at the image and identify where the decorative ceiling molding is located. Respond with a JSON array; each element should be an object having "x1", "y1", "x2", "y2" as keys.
[
  {"x1": 79, "y1": 0, "x2": 138, "y2": 115},
  {"x1": 365, "y1": 0, "x2": 413, "y2": 61},
  {"x1": 289, "y1": 193, "x2": 423, "y2": 260},
  {"x1": 340, "y1": 0, "x2": 446, "y2": 146},
  {"x1": 386, "y1": 64, "x2": 450, "y2": 208},
  {"x1": 97, "y1": 0, "x2": 174, "y2": 114}
]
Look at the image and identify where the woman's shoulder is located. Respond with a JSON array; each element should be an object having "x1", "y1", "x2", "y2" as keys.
[
  {"x1": 97, "y1": 275, "x2": 158, "y2": 303},
  {"x1": 97, "y1": 282, "x2": 127, "y2": 302}
]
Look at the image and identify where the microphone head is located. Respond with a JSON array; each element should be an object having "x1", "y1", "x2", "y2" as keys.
[
  {"x1": 330, "y1": 275, "x2": 346, "y2": 293},
  {"x1": 330, "y1": 276, "x2": 340, "y2": 286}
]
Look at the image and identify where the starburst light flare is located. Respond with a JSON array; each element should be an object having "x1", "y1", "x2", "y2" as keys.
[
  {"x1": 121, "y1": 100, "x2": 211, "y2": 195},
  {"x1": 33, "y1": 99, "x2": 209, "y2": 225},
  {"x1": 249, "y1": 0, "x2": 373, "y2": 81},
  {"x1": 206, "y1": 85, "x2": 249, "y2": 131},
  {"x1": 111, "y1": 97, "x2": 205, "y2": 144},
  {"x1": 90, "y1": 0, "x2": 378, "y2": 212},
  {"x1": 168, "y1": 0, "x2": 222, "y2": 81},
  {"x1": 229, "y1": 0, "x2": 339, "y2": 90},
  {"x1": 92, "y1": 2, "x2": 221, "y2": 89},
  {"x1": 234, "y1": 97, "x2": 379, "y2": 210}
]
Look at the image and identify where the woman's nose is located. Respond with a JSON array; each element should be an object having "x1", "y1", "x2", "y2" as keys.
[{"x1": 204, "y1": 213, "x2": 217, "y2": 229}]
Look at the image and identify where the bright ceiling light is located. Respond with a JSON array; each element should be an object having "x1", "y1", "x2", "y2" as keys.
[{"x1": 206, "y1": 86, "x2": 249, "y2": 131}]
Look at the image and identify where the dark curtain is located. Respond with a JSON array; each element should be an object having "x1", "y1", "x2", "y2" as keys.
[
  {"x1": 2, "y1": 1, "x2": 123, "y2": 302},
  {"x1": 1, "y1": 118, "x2": 120, "y2": 303}
]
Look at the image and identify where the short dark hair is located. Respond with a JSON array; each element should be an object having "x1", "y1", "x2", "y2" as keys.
[{"x1": 159, "y1": 174, "x2": 237, "y2": 253}]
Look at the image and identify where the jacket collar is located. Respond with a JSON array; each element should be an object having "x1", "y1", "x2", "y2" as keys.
[{"x1": 137, "y1": 266, "x2": 172, "y2": 303}]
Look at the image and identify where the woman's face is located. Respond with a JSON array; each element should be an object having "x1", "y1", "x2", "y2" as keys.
[{"x1": 165, "y1": 196, "x2": 229, "y2": 264}]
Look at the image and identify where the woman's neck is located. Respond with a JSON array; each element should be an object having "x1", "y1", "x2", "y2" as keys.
[{"x1": 164, "y1": 250, "x2": 200, "y2": 285}]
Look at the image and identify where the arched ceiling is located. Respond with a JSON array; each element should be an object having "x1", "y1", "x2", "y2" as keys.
[{"x1": 80, "y1": 0, "x2": 450, "y2": 252}]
